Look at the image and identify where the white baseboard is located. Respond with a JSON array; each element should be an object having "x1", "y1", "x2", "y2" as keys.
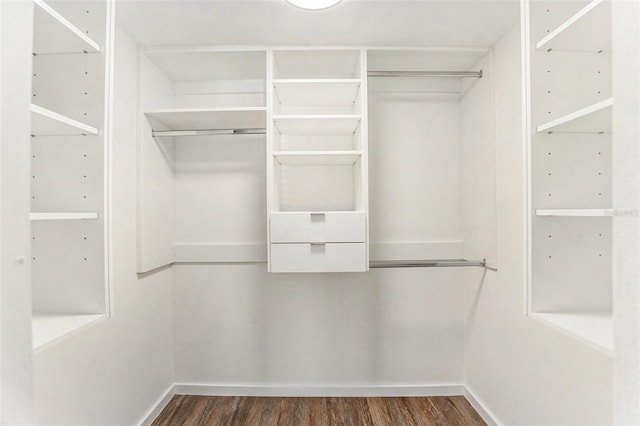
[
  {"x1": 174, "y1": 383, "x2": 464, "y2": 397},
  {"x1": 138, "y1": 384, "x2": 176, "y2": 426},
  {"x1": 464, "y1": 386, "x2": 500, "y2": 426}
]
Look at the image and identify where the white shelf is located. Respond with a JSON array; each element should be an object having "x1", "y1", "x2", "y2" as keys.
[
  {"x1": 31, "y1": 104, "x2": 99, "y2": 136},
  {"x1": 32, "y1": 313, "x2": 106, "y2": 353},
  {"x1": 273, "y1": 79, "x2": 361, "y2": 106},
  {"x1": 273, "y1": 115, "x2": 361, "y2": 135},
  {"x1": 30, "y1": 212, "x2": 99, "y2": 221},
  {"x1": 532, "y1": 312, "x2": 613, "y2": 354},
  {"x1": 274, "y1": 151, "x2": 362, "y2": 165},
  {"x1": 144, "y1": 107, "x2": 267, "y2": 131},
  {"x1": 536, "y1": 98, "x2": 613, "y2": 134},
  {"x1": 33, "y1": 0, "x2": 100, "y2": 54},
  {"x1": 536, "y1": 209, "x2": 613, "y2": 217},
  {"x1": 536, "y1": 0, "x2": 610, "y2": 53}
]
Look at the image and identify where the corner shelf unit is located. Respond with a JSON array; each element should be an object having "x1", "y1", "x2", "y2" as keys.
[
  {"x1": 30, "y1": 0, "x2": 112, "y2": 351},
  {"x1": 527, "y1": 0, "x2": 613, "y2": 354}
]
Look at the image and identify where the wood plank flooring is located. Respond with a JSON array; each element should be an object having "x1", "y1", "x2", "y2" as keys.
[{"x1": 152, "y1": 395, "x2": 486, "y2": 426}]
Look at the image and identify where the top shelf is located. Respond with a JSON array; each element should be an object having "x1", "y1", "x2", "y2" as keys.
[
  {"x1": 535, "y1": 0, "x2": 610, "y2": 53},
  {"x1": 33, "y1": 0, "x2": 100, "y2": 54},
  {"x1": 145, "y1": 107, "x2": 267, "y2": 131}
]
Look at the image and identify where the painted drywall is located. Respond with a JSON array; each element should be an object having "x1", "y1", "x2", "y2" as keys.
[
  {"x1": 0, "y1": 1, "x2": 35, "y2": 424},
  {"x1": 612, "y1": 1, "x2": 640, "y2": 424},
  {"x1": 463, "y1": 25, "x2": 613, "y2": 425},
  {"x1": 32, "y1": 28, "x2": 174, "y2": 425}
]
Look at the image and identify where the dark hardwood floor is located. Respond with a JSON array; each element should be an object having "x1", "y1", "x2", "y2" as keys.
[{"x1": 151, "y1": 395, "x2": 486, "y2": 425}]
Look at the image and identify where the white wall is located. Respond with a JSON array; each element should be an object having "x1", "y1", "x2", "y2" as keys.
[
  {"x1": 32, "y1": 28, "x2": 174, "y2": 425},
  {"x1": 463, "y1": 25, "x2": 613, "y2": 425},
  {"x1": 174, "y1": 265, "x2": 464, "y2": 388},
  {"x1": 0, "y1": 1, "x2": 35, "y2": 424},
  {"x1": 612, "y1": 1, "x2": 640, "y2": 424}
]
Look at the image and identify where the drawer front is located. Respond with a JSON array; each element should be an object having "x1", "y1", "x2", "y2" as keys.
[
  {"x1": 270, "y1": 243, "x2": 367, "y2": 272},
  {"x1": 270, "y1": 212, "x2": 366, "y2": 243}
]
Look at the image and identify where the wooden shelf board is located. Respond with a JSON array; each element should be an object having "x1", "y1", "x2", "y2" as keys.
[
  {"x1": 273, "y1": 79, "x2": 361, "y2": 106},
  {"x1": 274, "y1": 150, "x2": 362, "y2": 165},
  {"x1": 273, "y1": 115, "x2": 361, "y2": 135},
  {"x1": 33, "y1": 0, "x2": 100, "y2": 54},
  {"x1": 536, "y1": 209, "x2": 613, "y2": 217},
  {"x1": 532, "y1": 312, "x2": 613, "y2": 355},
  {"x1": 32, "y1": 313, "x2": 106, "y2": 353},
  {"x1": 30, "y1": 212, "x2": 99, "y2": 221},
  {"x1": 536, "y1": 98, "x2": 613, "y2": 134},
  {"x1": 31, "y1": 104, "x2": 98, "y2": 136},
  {"x1": 144, "y1": 107, "x2": 267, "y2": 131},
  {"x1": 535, "y1": 0, "x2": 610, "y2": 53}
]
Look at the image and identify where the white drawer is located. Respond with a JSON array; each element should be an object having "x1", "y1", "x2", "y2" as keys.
[
  {"x1": 270, "y1": 212, "x2": 366, "y2": 243},
  {"x1": 270, "y1": 243, "x2": 367, "y2": 272}
]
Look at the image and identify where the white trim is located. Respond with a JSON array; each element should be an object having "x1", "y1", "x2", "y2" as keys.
[
  {"x1": 173, "y1": 383, "x2": 464, "y2": 397},
  {"x1": 464, "y1": 386, "x2": 501, "y2": 426},
  {"x1": 138, "y1": 384, "x2": 176, "y2": 426}
]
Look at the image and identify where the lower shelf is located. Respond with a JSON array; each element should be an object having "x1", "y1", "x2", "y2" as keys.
[
  {"x1": 532, "y1": 311, "x2": 613, "y2": 355},
  {"x1": 32, "y1": 313, "x2": 106, "y2": 353}
]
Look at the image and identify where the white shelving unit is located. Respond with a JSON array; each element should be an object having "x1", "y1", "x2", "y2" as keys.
[
  {"x1": 528, "y1": 0, "x2": 613, "y2": 353},
  {"x1": 137, "y1": 49, "x2": 268, "y2": 272},
  {"x1": 30, "y1": 0, "x2": 112, "y2": 351},
  {"x1": 268, "y1": 49, "x2": 368, "y2": 273}
]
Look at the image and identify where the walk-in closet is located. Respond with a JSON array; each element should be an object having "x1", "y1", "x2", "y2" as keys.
[{"x1": 1, "y1": 0, "x2": 638, "y2": 425}]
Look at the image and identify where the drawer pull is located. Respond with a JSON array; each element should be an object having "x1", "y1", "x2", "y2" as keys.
[{"x1": 310, "y1": 242, "x2": 326, "y2": 246}]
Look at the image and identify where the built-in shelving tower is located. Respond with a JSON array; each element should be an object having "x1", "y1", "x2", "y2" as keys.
[
  {"x1": 527, "y1": 0, "x2": 613, "y2": 353},
  {"x1": 267, "y1": 49, "x2": 369, "y2": 272},
  {"x1": 30, "y1": 0, "x2": 113, "y2": 351}
]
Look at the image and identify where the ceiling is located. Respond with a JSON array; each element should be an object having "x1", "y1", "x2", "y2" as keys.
[{"x1": 116, "y1": 0, "x2": 520, "y2": 48}]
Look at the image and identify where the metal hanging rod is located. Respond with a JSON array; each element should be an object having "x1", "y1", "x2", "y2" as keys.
[
  {"x1": 152, "y1": 128, "x2": 266, "y2": 138},
  {"x1": 369, "y1": 259, "x2": 487, "y2": 269},
  {"x1": 367, "y1": 70, "x2": 483, "y2": 79}
]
